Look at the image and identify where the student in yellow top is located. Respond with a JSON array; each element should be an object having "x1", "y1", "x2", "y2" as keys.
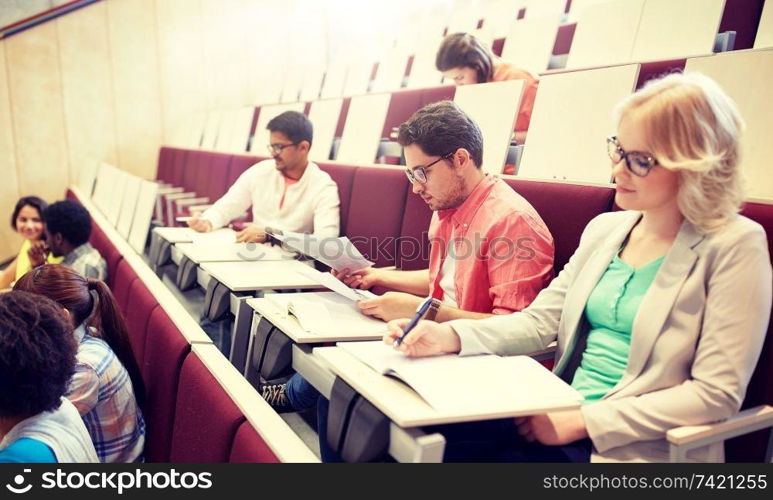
[{"x1": 0, "y1": 196, "x2": 62, "y2": 289}]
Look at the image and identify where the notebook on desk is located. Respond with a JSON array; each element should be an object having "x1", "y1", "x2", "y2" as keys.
[
  {"x1": 265, "y1": 292, "x2": 387, "y2": 336},
  {"x1": 338, "y1": 341, "x2": 582, "y2": 414}
]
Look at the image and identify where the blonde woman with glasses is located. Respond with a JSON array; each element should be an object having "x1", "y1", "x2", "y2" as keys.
[{"x1": 384, "y1": 72, "x2": 772, "y2": 462}]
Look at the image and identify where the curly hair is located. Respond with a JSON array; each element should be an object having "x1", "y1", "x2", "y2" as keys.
[
  {"x1": 42, "y1": 200, "x2": 93, "y2": 247},
  {"x1": 0, "y1": 291, "x2": 76, "y2": 418},
  {"x1": 615, "y1": 72, "x2": 745, "y2": 233}
]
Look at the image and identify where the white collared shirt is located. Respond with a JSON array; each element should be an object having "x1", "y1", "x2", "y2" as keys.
[{"x1": 201, "y1": 159, "x2": 340, "y2": 238}]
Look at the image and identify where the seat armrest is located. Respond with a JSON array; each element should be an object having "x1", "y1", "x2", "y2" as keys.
[
  {"x1": 187, "y1": 204, "x2": 214, "y2": 213},
  {"x1": 667, "y1": 405, "x2": 773, "y2": 462},
  {"x1": 175, "y1": 197, "x2": 210, "y2": 207},
  {"x1": 527, "y1": 341, "x2": 557, "y2": 362}
]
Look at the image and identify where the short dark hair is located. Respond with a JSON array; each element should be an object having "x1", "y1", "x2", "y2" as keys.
[
  {"x1": 43, "y1": 200, "x2": 93, "y2": 247},
  {"x1": 435, "y1": 33, "x2": 494, "y2": 84},
  {"x1": 397, "y1": 101, "x2": 484, "y2": 168},
  {"x1": 0, "y1": 291, "x2": 76, "y2": 418},
  {"x1": 267, "y1": 111, "x2": 313, "y2": 146},
  {"x1": 10, "y1": 196, "x2": 48, "y2": 231}
]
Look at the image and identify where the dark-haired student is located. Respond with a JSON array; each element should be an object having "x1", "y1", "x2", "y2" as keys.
[
  {"x1": 28, "y1": 200, "x2": 106, "y2": 281},
  {"x1": 263, "y1": 102, "x2": 554, "y2": 445},
  {"x1": 384, "y1": 73, "x2": 771, "y2": 462},
  {"x1": 435, "y1": 32, "x2": 538, "y2": 145},
  {"x1": 0, "y1": 291, "x2": 98, "y2": 463},
  {"x1": 0, "y1": 196, "x2": 62, "y2": 289},
  {"x1": 15, "y1": 265, "x2": 145, "y2": 463},
  {"x1": 187, "y1": 110, "x2": 340, "y2": 241}
]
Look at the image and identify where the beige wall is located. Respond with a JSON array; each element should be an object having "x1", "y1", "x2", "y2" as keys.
[
  {"x1": 0, "y1": 41, "x2": 22, "y2": 259},
  {"x1": 0, "y1": 0, "x2": 165, "y2": 261}
]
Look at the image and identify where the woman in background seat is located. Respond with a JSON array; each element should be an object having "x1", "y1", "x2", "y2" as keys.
[
  {"x1": 0, "y1": 196, "x2": 62, "y2": 289},
  {"x1": 435, "y1": 32, "x2": 538, "y2": 148}
]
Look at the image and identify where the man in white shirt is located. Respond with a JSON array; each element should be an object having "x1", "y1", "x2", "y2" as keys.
[{"x1": 187, "y1": 111, "x2": 340, "y2": 241}]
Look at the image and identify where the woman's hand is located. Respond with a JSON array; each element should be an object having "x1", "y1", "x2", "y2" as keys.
[
  {"x1": 515, "y1": 410, "x2": 588, "y2": 446},
  {"x1": 383, "y1": 318, "x2": 461, "y2": 357}
]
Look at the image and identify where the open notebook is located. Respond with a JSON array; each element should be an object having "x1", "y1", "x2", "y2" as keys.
[
  {"x1": 338, "y1": 341, "x2": 582, "y2": 414},
  {"x1": 265, "y1": 292, "x2": 387, "y2": 336}
]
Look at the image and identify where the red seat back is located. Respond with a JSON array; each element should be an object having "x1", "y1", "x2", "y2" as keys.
[
  {"x1": 727, "y1": 202, "x2": 773, "y2": 461},
  {"x1": 228, "y1": 421, "x2": 280, "y2": 463},
  {"x1": 318, "y1": 162, "x2": 357, "y2": 235},
  {"x1": 396, "y1": 184, "x2": 433, "y2": 271},
  {"x1": 142, "y1": 308, "x2": 190, "y2": 462},
  {"x1": 204, "y1": 152, "x2": 234, "y2": 201},
  {"x1": 124, "y1": 279, "x2": 159, "y2": 368},
  {"x1": 169, "y1": 352, "x2": 245, "y2": 462},
  {"x1": 503, "y1": 179, "x2": 615, "y2": 274},
  {"x1": 345, "y1": 168, "x2": 409, "y2": 267},
  {"x1": 111, "y1": 259, "x2": 138, "y2": 313},
  {"x1": 88, "y1": 223, "x2": 122, "y2": 287}
]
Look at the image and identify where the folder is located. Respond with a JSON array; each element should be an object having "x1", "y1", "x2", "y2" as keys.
[
  {"x1": 265, "y1": 292, "x2": 387, "y2": 336},
  {"x1": 338, "y1": 341, "x2": 582, "y2": 414}
]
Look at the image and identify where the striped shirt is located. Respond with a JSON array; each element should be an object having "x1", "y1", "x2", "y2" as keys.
[
  {"x1": 62, "y1": 243, "x2": 107, "y2": 281},
  {"x1": 67, "y1": 325, "x2": 145, "y2": 463}
]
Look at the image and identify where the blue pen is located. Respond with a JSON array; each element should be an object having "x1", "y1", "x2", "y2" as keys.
[{"x1": 393, "y1": 296, "x2": 434, "y2": 347}]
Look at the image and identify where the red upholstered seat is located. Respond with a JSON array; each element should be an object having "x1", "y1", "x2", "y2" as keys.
[
  {"x1": 65, "y1": 188, "x2": 80, "y2": 202},
  {"x1": 88, "y1": 223, "x2": 122, "y2": 288},
  {"x1": 124, "y1": 279, "x2": 159, "y2": 368},
  {"x1": 142, "y1": 308, "x2": 190, "y2": 462},
  {"x1": 228, "y1": 421, "x2": 280, "y2": 463},
  {"x1": 180, "y1": 151, "x2": 208, "y2": 194},
  {"x1": 318, "y1": 162, "x2": 357, "y2": 235},
  {"x1": 421, "y1": 85, "x2": 456, "y2": 106},
  {"x1": 382, "y1": 88, "x2": 423, "y2": 139},
  {"x1": 491, "y1": 37, "x2": 505, "y2": 57},
  {"x1": 345, "y1": 168, "x2": 409, "y2": 268},
  {"x1": 227, "y1": 154, "x2": 261, "y2": 187},
  {"x1": 168, "y1": 148, "x2": 189, "y2": 187},
  {"x1": 203, "y1": 152, "x2": 234, "y2": 201},
  {"x1": 171, "y1": 151, "x2": 234, "y2": 218},
  {"x1": 726, "y1": 202, "x2": 773, "y2": 462},
  {"x1": 169, "y1": 352, "x2": 245, "y2": 463},
  {"x1": 503, "y1": 179, "x2": 615, "y2": 274},
  {"x1": 396, "y1": 183, "x2": 433, "y2": 271},
  {"x1": 111, "y1": 259, "x2": 138, "y2": 313},
  {"x1": 334, "y1": 98, "x2": 351, "y2": 137},
  {"x1": 155, "y1": 147, "x2": 175, "y2": 183}
]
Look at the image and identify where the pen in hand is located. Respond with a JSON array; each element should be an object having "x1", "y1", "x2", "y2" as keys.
[{"x1": 393, "y1": 296, "x2": 434, "y2": 348}]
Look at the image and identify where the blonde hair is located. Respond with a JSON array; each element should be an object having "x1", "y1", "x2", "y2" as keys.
[{"x1": 615, "y1": 72, "x2": 745, "y2": 233}]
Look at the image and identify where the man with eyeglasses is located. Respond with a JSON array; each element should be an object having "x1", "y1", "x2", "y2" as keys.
[
  {"x1": 339, "y1": 100, "x2": 555, "y2": 323},
  {"x1": 187, "y1": 111, "x2": 340, "y2": 242}
]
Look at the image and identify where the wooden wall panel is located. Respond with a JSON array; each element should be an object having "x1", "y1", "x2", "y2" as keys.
[
  {"x1": 5, "y1": 22, "x2": 69, "y2": 204},
  {"x1": 0, "y1": 42, "x2": 22, "y2": 261},
  {"x1": 107, "y1": 0, "x2": 163, "y2": 179},
  {"x1": 57, "y1": 2, "x2": 119, "y2": 187},
  {"x1": 155, "y1": 0, "x2": 207, "y2": 143}
]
